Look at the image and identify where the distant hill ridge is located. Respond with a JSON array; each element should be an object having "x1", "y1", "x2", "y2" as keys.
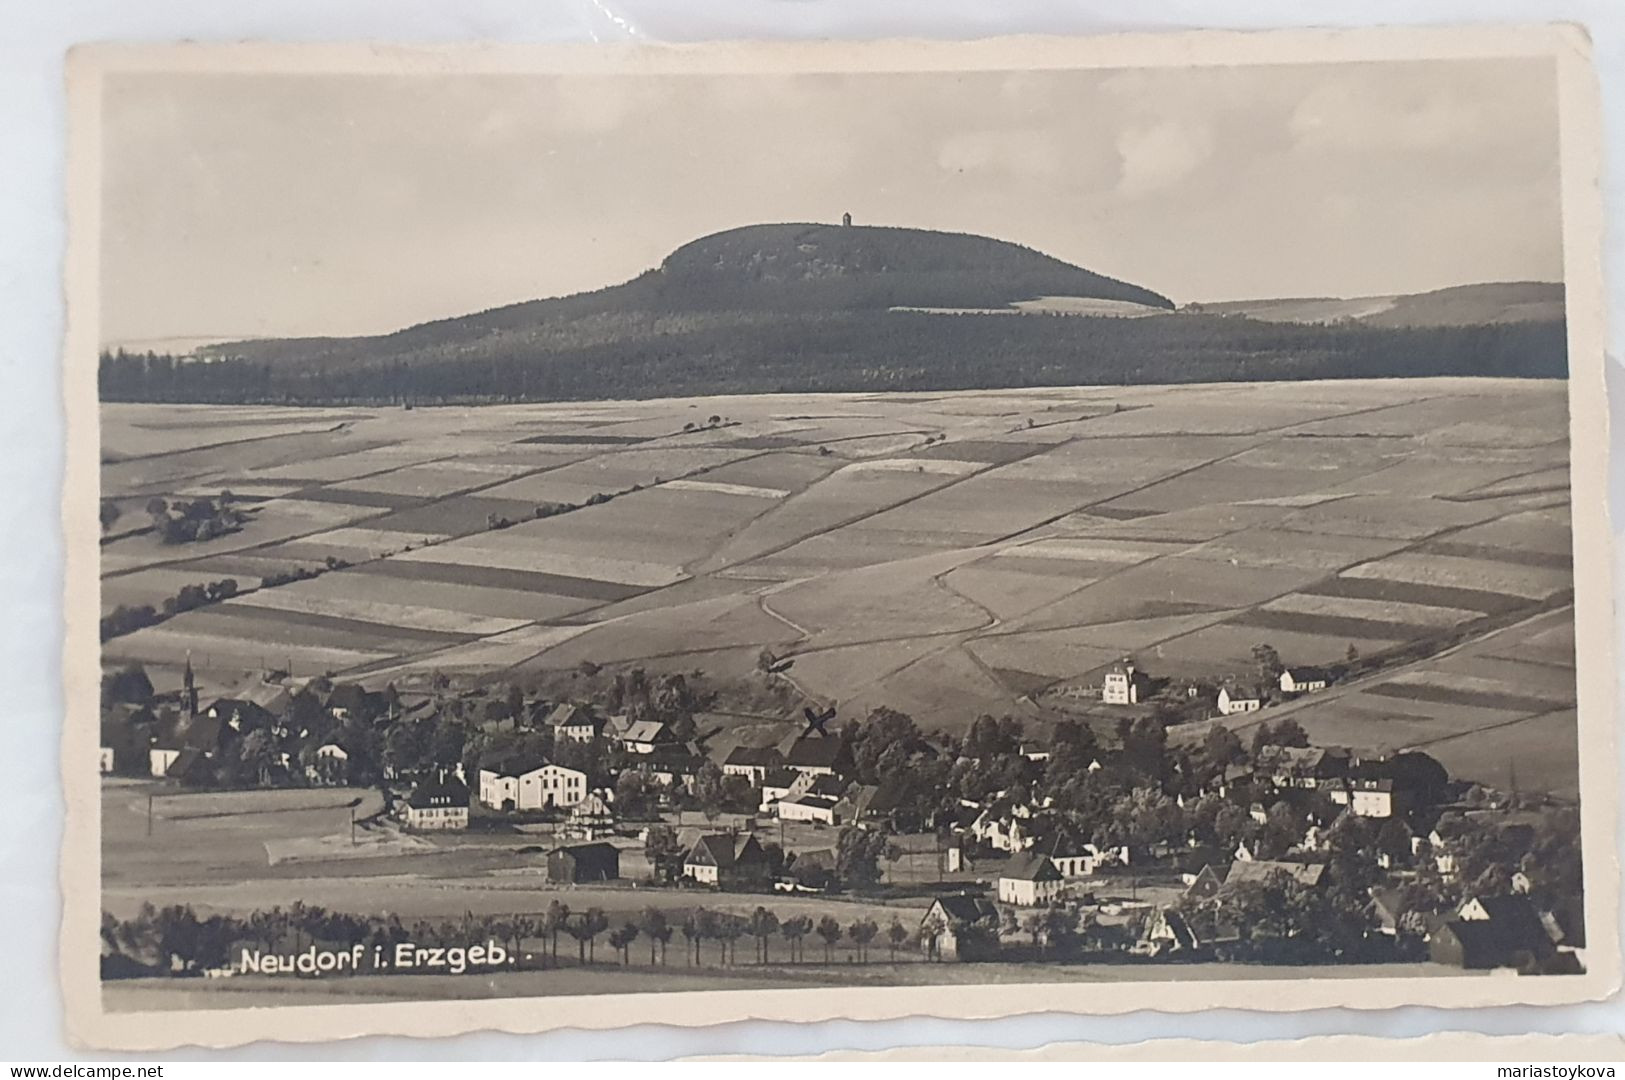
[
  {"x1": 1200, "y1": 281, "x2": 1563, "y2": 329},
  {"x1": 98, "y1": 222, "x2": 1567, "y2": 403}
]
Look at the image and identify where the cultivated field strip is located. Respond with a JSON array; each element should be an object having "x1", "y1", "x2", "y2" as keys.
[{"x1": 102, "y1": 379, "x2": 1576, "y2": 794}]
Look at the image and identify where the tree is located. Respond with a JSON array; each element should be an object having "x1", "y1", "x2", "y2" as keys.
[
  {"x1": 609, "y1": 921, "x2": 640, "y2": 965},
  {"x1": 1251, "y1": 643, "x2": 1283, "y2": 681},
  {"x1": 694, "y1": 761, "x2": 728, "y2": 819},
  {"x1": 1249, "y1": 721, "x2": 1274, "y2": 760},
  {"x1": 640, "y1": 908, "x2": 672, "y2": 966},
  {"x1": 815, "y1": 915, "x2": 843, "y2": 963},
  {"x1": 1021, "y1": 911, "x2": 1047, "y2": 957},
  {"x1": 680, "y1": 910, "x2": 702, "y2": 966},
  {"x1": 1271, "y1": 718, "x2": 1309, "y2": 749},
  {"x1": 102, "y1": 664, "x2": 154, "y2": 707},
  {"x1": 780, "y1": 915, "x2": 812, "y2": 963},
  {"x1": 886, "y1": 917, "x2": 909, "y2": 961},
  {"x1": 1203, "y1": 724, "x2": 1244, "y2": 768},
  {"x1": 1346, "y1": 643, "x2": 1360, "y2": 663},
  {"x1": 100, "y1": 499, "x2": 122, "y2": 532},
  {"x1": 543, "y1": 901, "x2": 570, "y2": 963},
  {"x1": 848, "y1": 917, "x2": 879, "y2": 963},
  {"x1": 716, "y1": 914, "x2": 745, "y2": 966},
  {"x1": 836, "y1": 827, "x2": 890, "y2": 889},
  {"x1": 644, "y1": 824, "x2": 684, "y2": 883},
  {"x1": 569, "y1": 908, "x2": 608, "y2": 964},
  {"x1": 748, "y1": 907, "x2": 780, "y2": 964}
]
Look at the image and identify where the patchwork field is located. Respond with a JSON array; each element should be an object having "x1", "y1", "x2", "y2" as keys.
[{"x1": 100, "y1": 378, "x2": 1579, "y2": 792}]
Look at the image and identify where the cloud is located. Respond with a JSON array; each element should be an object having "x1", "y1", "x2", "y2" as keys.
[{"x1": 1115, "y1": 120, "x2": 1213, "y2": 197}]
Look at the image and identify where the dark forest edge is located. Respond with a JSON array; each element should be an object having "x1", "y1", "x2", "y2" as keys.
[{"x1": 99, "y1": 313, "x2": 1567, "y2": 406}]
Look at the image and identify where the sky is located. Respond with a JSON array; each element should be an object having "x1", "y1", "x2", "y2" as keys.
[{"x1": 100, "y1": 57, "x2": 1563, "y2": 344}]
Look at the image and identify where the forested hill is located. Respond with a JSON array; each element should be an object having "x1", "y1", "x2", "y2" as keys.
[{"x1": 98, "y1": 223, "x2": 1567, "y2": 404}]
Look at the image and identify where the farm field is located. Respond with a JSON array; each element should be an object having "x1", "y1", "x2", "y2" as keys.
[{"x1": 100, "y1": 377, "x2": 1577, "y2": 792}]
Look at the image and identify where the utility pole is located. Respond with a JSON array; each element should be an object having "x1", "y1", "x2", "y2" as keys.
[
  {"x1": 351, "y1": 805, "x2": 357, "y2": 846},
  {"x1": 147, "y1": 792, "x2": 154, "y2": 837}
]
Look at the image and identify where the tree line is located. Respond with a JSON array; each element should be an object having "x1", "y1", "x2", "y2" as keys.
[
  {"x1": 101, "y1": 899, "x2": 919, "y2": 978},
  {"x1": 97, "y1": 313, "x2": 1566, "y2": 406}
]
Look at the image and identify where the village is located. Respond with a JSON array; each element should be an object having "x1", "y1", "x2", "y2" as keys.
[{"x1": 96, "y1": 635, "x2": 1586, "y2": 986}]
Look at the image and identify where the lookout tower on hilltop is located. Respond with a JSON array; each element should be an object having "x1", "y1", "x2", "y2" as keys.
[{"x1": 841, "y1": 211, "x2": 852, "y2": 227}]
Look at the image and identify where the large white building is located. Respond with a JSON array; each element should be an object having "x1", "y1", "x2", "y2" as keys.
[
  {"x1": 478, "y1": 761, "x2": 588, "y2": 810},
  {"x1": 1217, "y1": 685, "x2": 1263, "y2": 715},
  {"x1": 997, "y1": 852, "x2": 1064, "y2": 907},
  {"x1": 1102, "y1": 661, "x2": 1151, "y2": 706}
]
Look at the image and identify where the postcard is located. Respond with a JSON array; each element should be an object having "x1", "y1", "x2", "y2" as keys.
[{"x1": 62, "y1": 25, "x2": 1614, "y2": 1049}]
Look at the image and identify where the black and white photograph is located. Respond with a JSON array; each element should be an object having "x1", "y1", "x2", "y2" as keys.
[{"x1": 61, "y1": 27, "x2": 1615, "y2": 1048}]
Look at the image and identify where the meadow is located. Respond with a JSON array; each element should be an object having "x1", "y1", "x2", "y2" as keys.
[{"x1": 101, "y1": 378, "x2": 1577, "y2": 794}]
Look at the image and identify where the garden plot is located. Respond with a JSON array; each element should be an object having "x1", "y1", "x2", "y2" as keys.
[
  {"x1": 393, "y1": 540, "x2": 686, "y2": 589},
  {"x1": 1257, "y1": 591, "x2": 1482, "y2": 630},
  {"x1": 165, "y1": 604, "x2": 468, "y2": 655},
  {"x1": 764, "y1": 550, "x2": 994, "y2": 649},
  {"x1": 363, "y1": 624, "x2": 598, "y2": 679},
  {"x1": 515, "y1": 593, "x2": 800, "y2": 671},
  {"x1": 839, "y1": 645, "x2": 1028, "y2": 731},
  {"x1": 327, "y1": 461, "x2": 539, "y2": 499},
  {"x1": 100, "y1": 405, "x2": 362, "y2": 459},
  {"x1": 236, "y1": 444, "x2": 450, "y2": 485},
  {"x1": 102, "y1": 432, "x2": 400, "y2": 498},
  {"x1": 964, "y1": 629, "x2": 1139, "y2": 683},
  {"x1": 1098, "y1": 456, "x2": 1389, "y2": 516},
  {"x1": 996, "y1": 608, "x2": 1242, "y2": 653},
  {"x1": 1480, "y1": 614, "x2": 1575, "y2": 667},
  {"x1": 353, "y1": 496, "x2": 552, "y2": 537},
  {"x1": 701, "y1": 465, "x2": 972, "y2": 571},
  {"x1": 163, "y1": 553, "x2": 319, "y2": 583},
  {"x1": 749, "y1": 527, "x2": 986, "y2": 575},
  {"x1": 1180, "y1": 529, "x2": 1405, "y2": 572},
  {"x1": 1001, "y1": 537, "x2": 1193, "y2": 566},
  {"x1": 99, "y1": 498, "x2": 389, "y2": 575},
  {"x1": 996, "y1": 435, "x2": 1256, "y2": 488},
  {"x1": 1433, "y1": 654, "x2": 1578, "y2": 700},
  {"x1": 1283, "y1": 696, "x2": 1519, "y2": 759},
  {"x1": 1445, "y1": 506, "x2": 1572, "y2": 555},
  {"x1": 1329, "y1": 454, "x2": 1551, "y2": 500},
  {"x1": 283, "y1": 526, "x2": 453, "y2": 560},
  {"x1": 301, "y1": 565, "x2": 602, "y2": 623},
  {"x1": 477, "y1": 446, "x2": 756, "y2": 506},
  {"x1": 851, "y1": 473, "x2": 1097, "y2": 543},
  {"x1": 1155, "y1": 621, "x2": 1403, "y2": 676},
  {"x1": 1055, "y1": 393, "x2": 1358, "y2": 436},
  {"x1": 1421, "y1": 709, "x2": 1579, "y2": 799},
  {"x1": 102, "y1": 622, "x2": 391, "y2": 673},
  {"x1": 1286, "y1": 392, "x2": 1525, "y2": 439},
  {"x1": 1463, "y1": 466, "x2": 1570, "y2": 499},
  {"x1": 1038, "y1": 502, "x2": 1295, "y2": 544},
  {"x1": 940, "y1": 563, "x2": 1100, "y2": 623},
  {"x1": 349, "y1": 558, "x2": 648, "y2": 602},
  {"x1": 223, "y1": 586, "x2": 531, "y2": 637},
  {"x1": 1340, "y1": 552, "x2": 1572, "y2": 601},
  {"x1": 787, "y1": 638, "x2": 969, "y2": 700},
  {"x1": 100, "y1": 567, "x2": 239, "y2": 615},
  {"x1": 690, "y1": 452, "x2": 841, "y2": 496},
  {"x1": 1275, "y1": 495, "x2": 1505, "y2": 541},
  {"x1": 1375, "y1": 666, "x2": 1571, "y2": 708}
]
